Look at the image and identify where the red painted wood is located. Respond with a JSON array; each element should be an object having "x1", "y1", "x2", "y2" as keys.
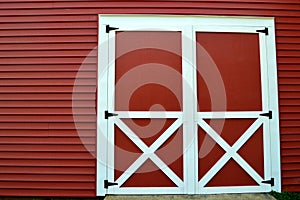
[
  {"x1": 114, "y1": 31, "x2": 183, "y2": 187},
  {"x1": 115, "y1": 119, "x2": 184, "y2": 183},
  {"x1": 0, "y1": 152, "x2": 95, "y2": 159},
  {"x1": 115, "y1": 31, "x2": 182, "y2": 111},
  {"x1": 196, "y1": 32, "x2": 262, "y2": 111},
  {"x1": 0, "y1": 100, "x2": 95, "y2": 107},
  {"x1": 0, "y1": 0, "x2": 298, "y2": 196},
  {"x1": 122, "y1": 160, "x2": 177, "y2": 187},
  {"x1": 198, "y1": 119, "x2": 264, "y2": 186}
]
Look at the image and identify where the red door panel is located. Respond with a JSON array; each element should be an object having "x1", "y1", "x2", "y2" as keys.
[
  {"x1": 196, "y1": 32, "x2": 262, "y2": 111},
  {"x1": 113, "y1": 31, "x2": 183, "y2": 188},
  {"x1": 115, "y1": 31, "x2": 182, "y2": 111}
]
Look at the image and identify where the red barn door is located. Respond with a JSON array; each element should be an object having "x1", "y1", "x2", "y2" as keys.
[
  {"x1": 195, "y1": 29, "x2": 272, "y2": 193},
  {"x1": 103, "y1": 25, "x2": 188, "y2": 194},
  {"x1": 97, "y1": 15, "x2": 280, "y2": 196}
]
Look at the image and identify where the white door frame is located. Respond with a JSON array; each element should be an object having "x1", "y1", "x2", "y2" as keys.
[{"x1": 97, "y1": 15, "x2": 281, "y2": 196}]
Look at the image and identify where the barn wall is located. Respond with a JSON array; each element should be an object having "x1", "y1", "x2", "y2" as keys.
[{"x1": 0, "y1": 0, "x2": 299, "y2": 197}]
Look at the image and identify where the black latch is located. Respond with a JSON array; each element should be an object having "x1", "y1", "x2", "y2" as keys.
[
  {"x1": 104, "y1": 180, "x2": 118, "y2": 188},
  {"x1": 260, "y1": 111, "x2": 272, "y2": 119},
  {"x1": 262, "y1": 178, "x2": 274, "y2": 186},
  {"x1": 256, "y1": 27, "x2": 269, "y2": 35},
  {"x1": 105, "y1": 110, "x2": 118, "y2": 119},
  {"x1": 106, "y1": 25, "x2": 119, "y2": 33}
]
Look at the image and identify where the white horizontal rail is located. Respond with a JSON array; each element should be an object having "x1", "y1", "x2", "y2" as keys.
[
  {"x1": 198, "y1": 111, "x2": 264, "y2": 119},
  {"x1": 116, "y1": 111, "x2": 182, "y2": 118}
]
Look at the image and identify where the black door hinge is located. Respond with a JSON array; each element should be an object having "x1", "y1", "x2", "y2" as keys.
[
  {"x1": 104, "y1": 110, "x2": 118, "y2": 119},
  {"x1": 106, "y1": 25, "x2": 119, "y2": 33},
  {"x1": 104, "y1": 180, "x2": 118, "y2": 189},
  {"x1": 262, "y1": 178, "x2": 274, "y2": 186},
  {"x1": 256, "y1": 27, "x2": 269, "y2": 35},
  {"x1": 260, "y1": 111, "x2": 272, "y2": 119}
]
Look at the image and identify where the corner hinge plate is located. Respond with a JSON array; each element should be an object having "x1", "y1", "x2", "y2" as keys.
[
  {"x1": 260, "y1": 111, "x2": 272, "y2": 119},
  {"x1": 262, "y1": 178, "x2": 274, "y2": 186},
  {"x1": 104, "y1": 110, "x2": 118, "y2": 119},
  {"x1": 256, "y1": 27, "x2": 269, "y2": 35},
  {"x1": 106, "y1": 25, "x2": 119, "y2": 33},
  {"x1": 104, "y1": 180, "x2": 118, "y2": 189}
]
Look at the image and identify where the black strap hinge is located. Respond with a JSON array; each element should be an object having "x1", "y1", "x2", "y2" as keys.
[
  {"x1": 256, "y1": 27, "x2": 269, "y2": 35},
  {"x1": 106, "y1": 25, "x2": 119, "y2": 33},
  {"x1": 104, "y1": 180, "x2": 118, "y2": 189},
  {"x1": 260, "y1": 111, "x2": 272, "y2": 119},
  {"x1": 262, "y1": 178, "x2": 274, "y2": 186},
  {"x1": 105, "y1": 110, "x2": 118, "y2": 119}
]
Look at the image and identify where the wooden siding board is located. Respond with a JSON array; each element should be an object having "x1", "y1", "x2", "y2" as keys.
[
  {"x1": 0, "y1": 137, "x2": 95, "y2": 144},
  {"x1": 0, "y1": 130, "x2": 96, "y2": 138},
  {"x1": 0, "y1": 79, "x2": 96, "y2": 86},
  {"x1": 0, "y1": 22, "x2": 98, "y2": 29},
  {"x1": 0, "y1": 166, "x2": 95, "y2": 174},
  {"x1": 0, "y1": 50, "x2": 97, "y2": 57},
  {"x1": 0, "y1": 93, "x2": 96, "y2": 101},
  {"x1": 0, "y1": 29, "x2": 97, "y2": 37},
  {"x1": 0, "y1": 43, "x2": 97, "y2": 51},
  {"x1": 0, "y1": 2, "x2": 299, "y2": 10},
  {"x1": 0, "y1": 0, "x2": 298, "y2": 196},
  {"x1": 0, "y1": 100, "x2": 96, "y2": 107},
  {"x1": 0, "y1": 159, "x2": 96, "y2": 167},
  {"x1": 0, "y1": 152, "x2": 96, "y2": 159},
  {"x1": 0, "y1": 7, "x2": 299, "y2": 17},
  {"x1": 0, "y1": 189, "x2": 96, "y2": 197},
  {"x1": 0, "y1": 174, "x2": 95, "y2": 182},
  {"x1": 0, "y1": 15, "x2": 98, "y2": 23},
  {"x1": 0, "y1": 115, "x2": 96, "y2": 123}
]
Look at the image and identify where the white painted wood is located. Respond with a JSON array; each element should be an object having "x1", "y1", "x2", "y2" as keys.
[
  {"x1": 232, "y1": 152, "x2": 264, "y2": 185},
  {"x1": 266, "y1": 20, "x2": 281, "y2": 192},
  {"x1": 108, "y1": 24, "x2": 183, "y2": 32},
  {"x1": 198, "y1": 119, "x2": 232, "y2": 152},
  {"x1": 96, "y1": 20, "x2": 110, "y2": 196},
  {"x1": 231, "y1": 119, "x2": 263, "y2": 152},
  {"x1": 182, "y1": 25, "x2": 198, "y2": 194},
  {"x1": 114, "y1": 154, "x2": 149, "y2": 187},
  {"x1": 194, "y1": 25, "x2": 263, "y2": 33},
  {"x1": 199, "y1": 153, "x2": 232, "y2": 188},
  {"x1": 114, "y1": 116, "x2": 182, "y2": 156},
  {"x1": 106, "y1": 29, "x2": 117, "y2": 189},
  {"x1": 257, "y1": 32, "x2": 273, "y2": 189},
  {"x1": 117, "y1": 111, "x2": 182, "y2": 118},
  {"x1": 198, "y1": 119, "x2": 266, "y2": 188},
  {"x1": 112, "y1": 117, "x2": 183, "y2": 191},
  {"x1": 262, "y1": 115, "x2": 272, "y2": 189},
  {"x1": 258, "y1": 29, "x2": 270, "y2": 114},
  {"x1": 198, "y1": 112, "x2": 263, "y2": 119},
  {"x1": 115, "y1": 118, "x2": 150, "y2": 152},
  {"x1": 149, "y1": 118, "x2": 182, "y2": 152},
  {"x1": 149, "y1": 154, "x2": 184, "y2": 187},
  {"x1": 100, "y1": 14, "x2": 274, "y2": 28},
  {"x1": 97, "y1": 14, "x2": 280, "y2": 195},
  {"x1": 197, "y1": 116, "x2": 270, "y2": 191}
]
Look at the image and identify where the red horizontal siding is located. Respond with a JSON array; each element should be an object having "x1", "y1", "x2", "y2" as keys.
[
  {"x1": 0, "y1": 0, "x2": 299, "y2": 197},
  {"x1": 0, "y1": 0, "x2": 97, "y2": 192}
]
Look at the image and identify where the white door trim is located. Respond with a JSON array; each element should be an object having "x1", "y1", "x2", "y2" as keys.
[{"x1": 97, "y1": 14, "x2": 281, "y2": 196}]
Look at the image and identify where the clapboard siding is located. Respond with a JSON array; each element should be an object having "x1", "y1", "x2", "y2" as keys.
[
  {"x1": 0, "y1": 0, "x2": 299, "y2": 197},
  {"x1": 0, "y1": 1, "x2": 97, "y2": 197}
]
